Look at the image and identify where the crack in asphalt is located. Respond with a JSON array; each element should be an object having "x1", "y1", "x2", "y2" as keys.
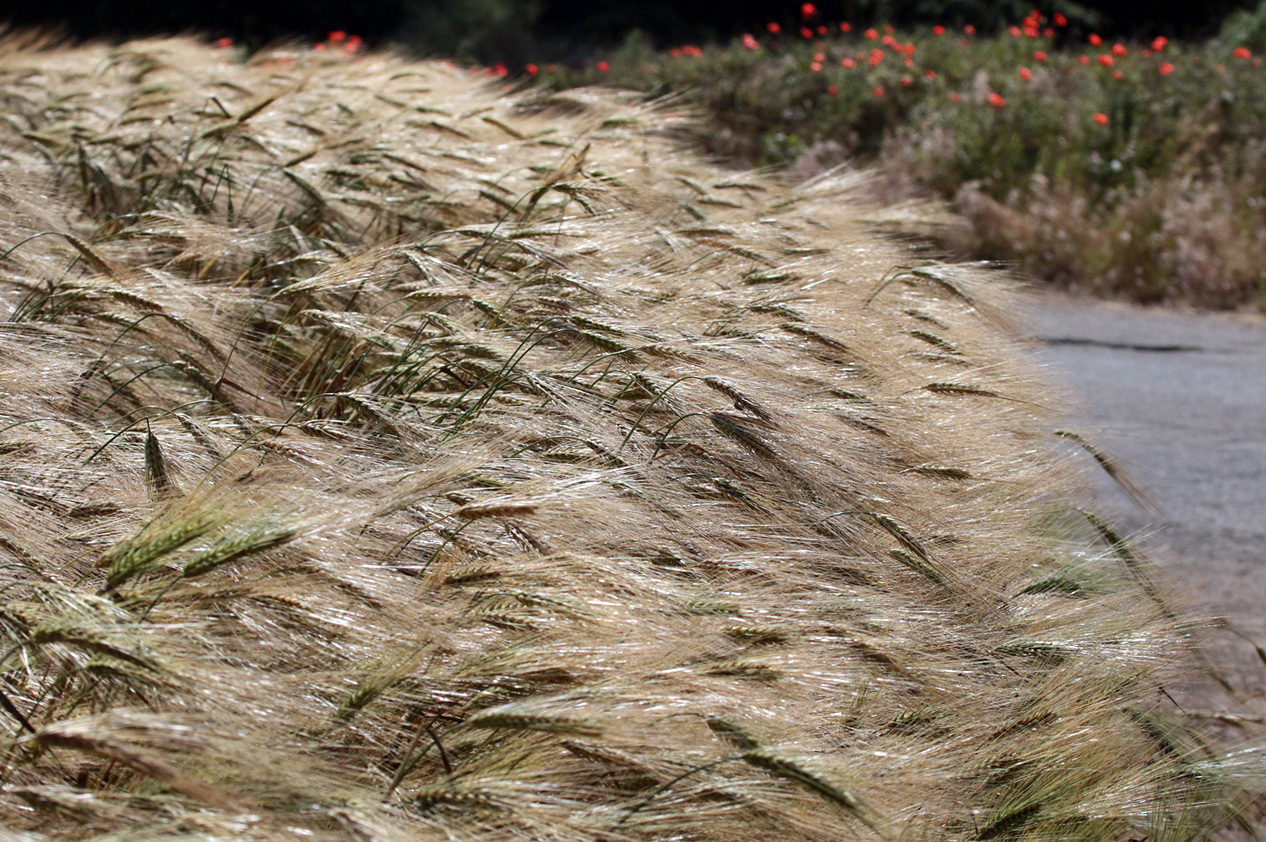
[{"x1": 1039, "y1": 336, "x2": 1202, "y2": 353}]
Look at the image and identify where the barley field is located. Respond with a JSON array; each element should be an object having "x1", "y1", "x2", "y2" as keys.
[{"x1": 0, "y1": 33, "x2": 1256, "y2": 840}]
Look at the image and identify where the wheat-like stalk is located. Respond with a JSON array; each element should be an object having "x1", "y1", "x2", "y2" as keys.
[{"x1": 0, "y1": 32, "x2": 1254, "y2": 842}]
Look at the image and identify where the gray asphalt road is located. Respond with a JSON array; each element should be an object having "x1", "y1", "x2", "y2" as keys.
[{"x1": 1024, "y1": 293, "x2": 1266, "y2": 701}]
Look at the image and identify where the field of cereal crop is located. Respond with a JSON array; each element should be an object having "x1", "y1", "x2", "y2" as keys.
[{"x1": 0, "y1": 32, "x2": 1258, "y2": 840}]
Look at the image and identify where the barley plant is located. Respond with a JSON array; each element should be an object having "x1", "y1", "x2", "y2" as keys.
[{"x1": 0, "y1": 32, "x2": 1256, "y2": 841}]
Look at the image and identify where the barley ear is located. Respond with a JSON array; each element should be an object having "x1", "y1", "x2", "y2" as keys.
[
  {"x1": 741, "y1": 750, "x2": 879, "y2": 831},
  {"x1": 37, "y1": 729, "x2": 239, "y2": 810},
  {"x1": 705, "y1": 715, "x2": 762, "y2": 751},
  {"x1": 144, "y1": 427, "x2": 177, "y2": 501}
]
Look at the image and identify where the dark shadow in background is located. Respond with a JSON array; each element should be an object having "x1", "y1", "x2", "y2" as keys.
[{"x1": 0, "y1": 0, "x2": 1255, "y2": 60}]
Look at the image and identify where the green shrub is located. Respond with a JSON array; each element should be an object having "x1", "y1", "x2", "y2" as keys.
[{"x1": 536, "y1": 20, "x2": 1266, "y2": 308}]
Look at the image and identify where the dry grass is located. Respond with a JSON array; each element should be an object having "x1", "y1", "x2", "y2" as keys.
[
  {"x1": 936, "y1": 174, "x2": 1266, "y2": 310},
  {"x1": 0, "y1": 33, "x2": 1257, "y2": 840}
]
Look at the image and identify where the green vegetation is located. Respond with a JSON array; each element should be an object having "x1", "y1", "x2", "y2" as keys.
[
  {"x1": 0, "y1": 32, "x2": 1259, "y2": 840},
  {"x1": 535, "y1": 12, "x2": 1266, "y2": 309}
]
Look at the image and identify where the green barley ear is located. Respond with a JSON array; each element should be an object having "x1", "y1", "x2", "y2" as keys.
[
  {"x1": 38, "y1": 728, "x2": 239, "y2": 810},
  {"x1": 889, "y1": 548, "x2": 948, "y2": 586},
  {"x1": 407, "y1": 785, "x2": 502, "y2": 812},
  {"x1": 922, "y1": 381, "x2": 1001, "y2": 398},
  {"x1": 908, "y1": 329, "x2": 962, "y2": 355},
  {"x1": 464, "y1": 709, "x2": 603, "y2": 737},
  {"x1": 741, "y1": 750, "x2": 879, "y2": 831},
  {"x1": 336, "y1": 656, "x2": 422, "y2": 721},
  {"x1": 977, "y1": 801, "x2": 1043, "y2": 840},
  {"x1": 907, "y1": 266, "x2": 978, "y2": 308},
  {"x1": 143, "y1": 427, "x2": 177, "y2": 501},
  {"x1": 1054, "y1": 429, "x2": 1154, "y2": 512},
  {"x1": 904, "y1": 464, "x2": 972, "y2": 481},
  {"x1": 102, "y1": 510, "x2": 224, "y2": 590},
  {"x1": 705, "y1": 715, "x2": 762, "y2": 751},
  {"x1": 703, "y1": 376, "x2": 774, "y2": 422},
  {"x1": 181, "y1": 521, "x2": 299, "y2": 579},
  {"x1": 452, "y1": 500, "x2": 539, "y2": 519}
]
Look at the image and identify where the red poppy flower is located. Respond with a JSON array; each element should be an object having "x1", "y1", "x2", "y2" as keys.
[
  {"x1": 925, "y1": 69, "x2": 937, "y2": 79},
  {"x1": 596, "y1": 60, "x2": 609, "y2": 72},
  {"x1": 526, "y1": 63, "x2": 539, "y2": 75},
  {"x1": 1152, "y1": 36, "x2": 1168, "y2": 52},
  {"x1": 767, "y1": 22, "x2": 781, "y2": 34},
  {"x1": 1079, "y1": 55, "x2": 1090, "y2": 65},
  {"x1": 1054, "y1": 12, "x2": 1068, "y2": 26},
  {"x1": 742, "y1": 33, "x2": 759, "y2": 50},
  {"x1": 987, "y1": 92, "x2": 1005, "y2": 107},
  {"x1": 1234, "y1": 46, "x2": 1252, "y2": 59},
  {"x1": 1093, "y1": 112, "x2": 1109, "y2": 124},
  {"x1": 216, "y1": 37, "x2": 233, "y2": 48},
  {"x1": 932, "y1": 25, "x2": 945, "y2": 36},
  {"x1": 1111, "y1": 43, "x2": 1127, "y2": 56},
  {"x1": 1019, "y1": 67, "x2": 1032, "y2": 80},
  {"x1": 902, "y1": 75, "x2": 914, "y2": 87},
  {"x1": 801, "y1": 2, "x2": 817, "y2": 19},
  {"x1": 1159, "y1": 61, "x2": 1175, "y2": 75},
  {"x1": 963, "y1": 25, "x2": 976, "y2": 35},
  {"x1": 864, "y1": 28, "x2": 879, "y2": 40},
  {"x1": 800, "y1": 26, "x2": 813, "y2": 39},
  {"x1": 1098, "y1": 54, "x2": 1114, "y2": 66},
  {"x1": 329, "y1": 30, "x2": 346, "y2": 44},
  {"x1": 827, "y1": 84, "x2": 839, "y2": 95},
  {"x1": 841, "y1": 57, "x2": 856, "y2": 68},
  {"x1": 1033, "y1": 50, "x2": 1048, "y2": 62},
  {"x1": 873, "y1": 85, "x2": 885, "y2": 97},
  {"x1": 1088, "y1": 33, "x2": 1102, "y2": 46},
  {"x1": 840, "y1": 22, "x2": 851, "y2": 32}
]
